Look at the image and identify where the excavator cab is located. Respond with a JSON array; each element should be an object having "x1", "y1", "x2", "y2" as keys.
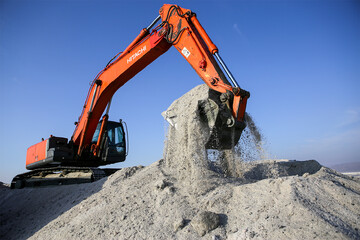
[{"x1": 92, "y1": 120, "x2": 127, "y2": 164}]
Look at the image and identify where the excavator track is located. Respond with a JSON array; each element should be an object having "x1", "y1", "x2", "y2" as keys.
[{"x1": 11, "y1": 167, "x2": 120, "y2": 189}]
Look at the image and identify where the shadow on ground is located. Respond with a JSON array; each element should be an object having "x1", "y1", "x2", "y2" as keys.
[{"x1": 0, "y1": 178, "x2": 106, "y2": 240}]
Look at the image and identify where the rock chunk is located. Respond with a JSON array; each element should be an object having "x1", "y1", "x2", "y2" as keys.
[
  {"x1": 191, "y1": 211, "x2": 220, "y2": 236},
  {"x1": 173, "y1": 218, "x2": 186, "y2": 232}
]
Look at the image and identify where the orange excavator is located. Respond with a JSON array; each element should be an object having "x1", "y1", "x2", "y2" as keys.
[{"x1": 11, "y1": 4, "x2": 250, "y2": 188}]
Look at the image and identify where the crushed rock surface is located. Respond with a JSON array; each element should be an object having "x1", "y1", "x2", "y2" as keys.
[
  {"x1": 1, "y1": 161, "x2": 359, "y2": 240},
  {"x1": 1, "y1": 85, "x2": 359, "y2": 239}
]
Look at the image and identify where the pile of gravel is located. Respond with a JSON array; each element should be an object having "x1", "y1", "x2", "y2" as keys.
[{"x1": 1, "y1": 85, "x2": 359, "y2": 240}]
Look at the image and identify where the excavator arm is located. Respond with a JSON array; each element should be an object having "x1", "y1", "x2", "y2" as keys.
[{"x1": 72, "y1": 4, "x2": 250, "y2": 156}]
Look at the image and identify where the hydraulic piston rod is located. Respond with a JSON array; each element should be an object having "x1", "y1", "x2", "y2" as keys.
[
  {"x1": 214, "y1": 52, "x2": 239, "y2": 89},
  {"x1": 147, "y1": 15, "x2": 161, "y2": 31}
]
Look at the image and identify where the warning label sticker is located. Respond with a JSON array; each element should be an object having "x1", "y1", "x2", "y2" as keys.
[{"x1": 182, "y1": 47, "x2": 191, "y2": 58}]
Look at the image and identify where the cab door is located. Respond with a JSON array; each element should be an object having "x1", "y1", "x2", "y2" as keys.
[{"x1": 101, "y1": 120, "x2": 127, "y2": 163}]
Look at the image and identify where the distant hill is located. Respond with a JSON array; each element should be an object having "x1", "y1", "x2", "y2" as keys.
[
  {"x1": 330, "y1": 161, "x2": 360, "y2": 172},
  {"x1": 0, "y1": 181, "x2": 10, "y2": 188}
]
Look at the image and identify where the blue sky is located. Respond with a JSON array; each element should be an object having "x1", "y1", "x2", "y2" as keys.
[{"x1": 1, "y1": 0, "x2": 359, "y2": 183}]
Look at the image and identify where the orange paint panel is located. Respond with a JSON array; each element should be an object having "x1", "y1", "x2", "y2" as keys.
[
  {"x1": 26, "y1": 139, "x2": 47, "y2": 167},
  {"x1": 232, "y1": 95, "x2": 248, "y2": 122},
  {"x1": 191, "y1": 15, "x2": 218, "y2": 54}
]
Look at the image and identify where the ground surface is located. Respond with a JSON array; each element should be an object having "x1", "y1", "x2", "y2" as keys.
[
  {"x1": 1, "y1": 160, "x2": 359, "y2": 240},
  {"x1": 1, "y1": 85, "x2": 359, "y2": 239}
]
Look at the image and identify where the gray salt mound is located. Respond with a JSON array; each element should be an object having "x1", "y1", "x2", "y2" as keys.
[
  {"x1": 2, "y1": 160, "x2": 359, "y2": 240},
  {"x1": 238, "y1": 159, "x2": 322, "y2": 181},
  {"x1": 1, "y1": 84, "x2": 359, "y2": 239}
]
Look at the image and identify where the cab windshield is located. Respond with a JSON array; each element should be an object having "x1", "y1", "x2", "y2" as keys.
[{"x1": 92, "y1": 121, "x2": 125, "y2": 149}]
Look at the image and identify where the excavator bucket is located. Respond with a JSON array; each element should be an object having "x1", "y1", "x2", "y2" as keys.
[
  {"x1": 197, "y1": 89, "x2": 246, "y2": 150},
  {"x1": 162, "y1": 85, "x2": 246, "y2": 150}
]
